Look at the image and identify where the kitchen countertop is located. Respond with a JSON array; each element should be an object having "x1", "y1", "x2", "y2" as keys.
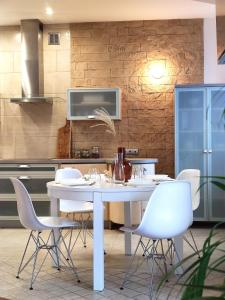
[{"x1": 0, "y1": 158, "x2": 158, "y2": 164}]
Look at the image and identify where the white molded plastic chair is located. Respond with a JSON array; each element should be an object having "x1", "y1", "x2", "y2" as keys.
[
  {"x1": 55, "y1": 168, "x2": 94, "y2": 249},
  {"x1": 176, "y1": 169, "x2": 200, "y2": 255},
  {"x1": 176, "y1": 169, "x2": 200, "y2": 211},
  {"x1": 10, "y1": 177, "x2": 80, "y2": 290},
  {"x1": 120, "y1": 181, "x2": 193, "y2": 296}
]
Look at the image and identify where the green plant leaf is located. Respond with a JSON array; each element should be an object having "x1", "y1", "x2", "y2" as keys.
[
  {"x1": 181, "y1": 233, "x2": 225, "y2": 299},
  {"x1": 189, "y1": 297, "x2": 225, "y2": 300},
  {"x1": 158, "y1": 224, "x2": 225, "y2": 299},
  {"x1": 210, "y1": 181, "x2": 225, "y2": 191},
  {"x1": 198, "y1": 177, "x2": 225, "y2": 192}
]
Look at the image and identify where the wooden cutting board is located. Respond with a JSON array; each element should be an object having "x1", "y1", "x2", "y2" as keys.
[{"x1": 56, "y1": 120, "x2": 72, "y2": 158}]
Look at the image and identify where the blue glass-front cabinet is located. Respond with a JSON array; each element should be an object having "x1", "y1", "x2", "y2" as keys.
[{"x1": 175, "y1": 85, "x2": 225, "y2": 221}]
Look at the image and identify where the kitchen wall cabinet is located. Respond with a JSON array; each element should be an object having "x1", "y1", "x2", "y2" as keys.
[
  {"x1": 0, "y1": 164, "x2": 57, "y2": 227},
  {"x1": 175, "y1": 84, "x2": 225, "y2": 221},
  {"x1": 67, "y1": 88, "x2": 121, "y2": 120}
]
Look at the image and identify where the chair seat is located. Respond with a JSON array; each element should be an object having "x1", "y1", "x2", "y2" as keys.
[
  {"x1": 60, "y1": 200, "x2": 93, "y2": 214},
  {"x1": 38, "y1": 216, "x2": 79, "y2": 229},
  {"x1": 120, "y1": 226, "x2": 138, "y2": 233},
  {"x1": 120, "y1": 225, "x2": 189, "y2": 240}
]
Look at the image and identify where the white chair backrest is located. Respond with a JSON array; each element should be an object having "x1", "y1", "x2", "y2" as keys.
[
  {"x1": 176, "y1": 169, "x2": 200, "y2": 211},
  {"x1": 55, "y1": 168, "x2": 82, "y2": 183},
  {"x1": 56, "y1": 168, "x2": 84, "y2": 210},
  {"x1": 136, "y1": 181, "x2": 193, "y2": 239},
  {"x1": 10, "y1": 178, "x2": 45, "y2": 231}
]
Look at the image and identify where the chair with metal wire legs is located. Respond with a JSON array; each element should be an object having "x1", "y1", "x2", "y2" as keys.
[
  {"x1": 176, "y1": 169, "x2": 201, "y2": 256},
  {"x1": 10, "y1": 177, "x2": 81, "y2": 290},
  {"x1": 63, "y1": 201, "x2": 93, "y2": 252},
  {"x1": 55, "y1": 168, "x2": 94, "y2": 251},
  {"x1": 120, "y1": 181, "x2": 193, "y2": 298}
]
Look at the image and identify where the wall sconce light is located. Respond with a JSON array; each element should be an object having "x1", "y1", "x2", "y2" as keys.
[
  {"x1": 46, "y1": 7, "x2": 53, "y2": 15},
  {"x1": 149, "y1": 62, "x2": 166, "y2": 79}
]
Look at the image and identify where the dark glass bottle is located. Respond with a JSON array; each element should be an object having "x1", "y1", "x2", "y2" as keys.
[
  {"x1": 117, "y1": 147, "x2": 132, "y2": 182},
  {"x1": 113, "y1": 152, "x2": 125, "y2": 183}
]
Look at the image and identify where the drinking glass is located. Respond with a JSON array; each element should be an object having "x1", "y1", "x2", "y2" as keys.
[
  {"x1": 88, "y1": 168, "x2": 101, "y2": 183},
  {"x1": 132, "y1": 166, "x2": 145, "y2": 180}
]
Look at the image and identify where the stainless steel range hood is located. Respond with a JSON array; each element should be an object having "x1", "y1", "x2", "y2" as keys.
[{"x1": 10, "y1": 19, "x2": 52, "y2": 103}]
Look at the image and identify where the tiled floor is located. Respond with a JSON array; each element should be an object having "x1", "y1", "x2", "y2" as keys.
[{"x1": 0, "y1": 227, "x2": 224, "y2": 300}]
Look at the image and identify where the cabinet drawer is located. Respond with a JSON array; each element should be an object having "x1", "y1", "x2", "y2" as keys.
[
  {"x1": 0, "y1": 200, "x2": 50, "y2": 217},
  {"x1": 0, "y1": 164, "x2": 57, "y2": 173},
  {"x1": 0, "y1": 176, "x2": 54, "y2": 194}
]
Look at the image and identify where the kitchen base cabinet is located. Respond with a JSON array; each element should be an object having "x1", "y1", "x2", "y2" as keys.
[
  {"x1": 175, "y1": 84, "x2": 225, "y2": 221},
  {"x1": 0, "y1": 164, "x2": 58, "y2": 227}
]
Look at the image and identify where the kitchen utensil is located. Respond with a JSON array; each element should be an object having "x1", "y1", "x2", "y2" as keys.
[{"x1": 56, "y1": 120, "x2": 71, "y2": 158}]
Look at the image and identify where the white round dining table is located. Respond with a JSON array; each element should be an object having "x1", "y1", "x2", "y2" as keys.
[{"x1": 47, "y1": 181, "x2": 183, "y2": 291}]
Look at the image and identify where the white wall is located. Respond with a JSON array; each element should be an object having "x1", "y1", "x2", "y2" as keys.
[{"x1": 204, "y1": 17, "x2": 225, "y2": 83}]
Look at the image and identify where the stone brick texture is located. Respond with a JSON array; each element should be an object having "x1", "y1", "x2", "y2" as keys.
[
  {"x1": 216, "y1": 16, "x2": 225, "y2": 60},
  {"x1": 70, "y1": 19, "x2": 203, "y2": 176}
]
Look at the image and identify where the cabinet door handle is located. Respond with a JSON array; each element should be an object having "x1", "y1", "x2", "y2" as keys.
[
  {"x1": 18, "y1": 164, "x2": 31, "y2": 168},
  {"x1": 208, "y1": 149, "x2": 212, "y2": 153},
  {"x1": 203, "y1": 149, "x2": 208, "y2": 153},
  {"x1": 18, "y1": 176, "x2": 31, "y2": 180},
  {"x1": 206, "y1": 105, "x2": 209, "y2": 120}
]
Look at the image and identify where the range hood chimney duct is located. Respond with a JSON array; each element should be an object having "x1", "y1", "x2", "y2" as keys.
[{"x1": 11, "y1": 19, "x2": 52, "y2": 103}]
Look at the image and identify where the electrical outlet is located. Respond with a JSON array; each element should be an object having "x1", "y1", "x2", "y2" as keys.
[{"x1": 126, "y1": 148, "x2": 139, "y2": 155}]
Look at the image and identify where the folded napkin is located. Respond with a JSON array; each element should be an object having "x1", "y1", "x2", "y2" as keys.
[{"x1": 59, "y1": 178, "x2": 95, "y2": 186}]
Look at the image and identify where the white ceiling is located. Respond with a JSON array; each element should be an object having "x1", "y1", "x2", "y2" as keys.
[{"x1": 0, "y1": 0, "x2": 215, "y2": 26}]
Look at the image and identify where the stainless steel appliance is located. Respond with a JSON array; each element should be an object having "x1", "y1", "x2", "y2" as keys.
[{"x1": 10, "y1": 19, "x2": 52, "y2": 103}]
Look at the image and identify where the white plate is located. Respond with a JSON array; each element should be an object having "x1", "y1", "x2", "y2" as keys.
[
  {"x1": 126, "y1": 179, "x2": 154, "y2": 187},
  {"x1": 152, "y1": 178, "x2": 174, "y2": 182},
  {"x1": 60, "y1": 178, "x2": 95, "y2": 186},
  {"x1": 145, "y1": 174, "x2": 169, "y2": 180}
]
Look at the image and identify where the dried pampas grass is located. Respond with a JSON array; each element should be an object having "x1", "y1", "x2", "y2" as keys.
[{"x1": 90, "y1": 108, "x2": 116, "y2": 136}]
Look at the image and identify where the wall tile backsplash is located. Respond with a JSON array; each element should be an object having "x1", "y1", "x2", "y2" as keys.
[{"x1": 0, "y1": 24, "x2": 70, "y2": 158}]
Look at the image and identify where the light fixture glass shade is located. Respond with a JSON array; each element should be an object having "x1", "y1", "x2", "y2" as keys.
[{"x1": 149, "y1": 63, "x2": 165, "y2": 79}]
